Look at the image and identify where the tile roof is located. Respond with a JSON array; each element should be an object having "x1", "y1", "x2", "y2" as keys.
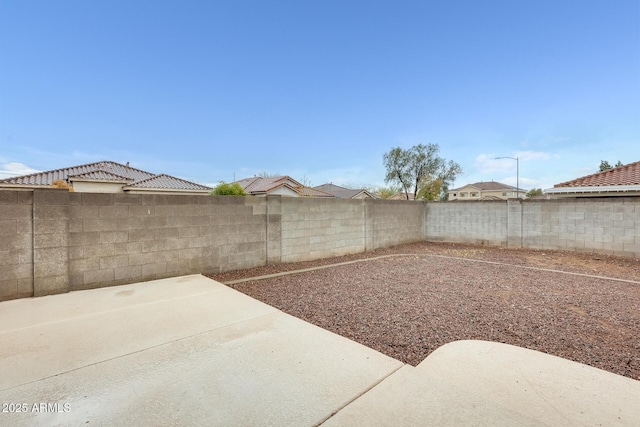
[
  {"x1": 295, "y1": 186, "x2": 334, "y2": 197},
  {"x1": 313, "y1": 183, "x2": 373, "y2": 199},
  {"x1": 68, "y1": 170, "x2": 133, "y2": 182},
  {"x1": 235, "y1": 176, "x2": 334, "y2": 197},
  {"x1": 554, "y1": 161, "x2": 640, "y2": 188},
  {"x1": 125, "y1": 174, "x2": 212, "y2": 191},
  {"x1": 0, "y1": 161, "x2": 211, "y2": 191},
  {"x1": 235, "y1": 176, "x2": 302, "y2": 194}
]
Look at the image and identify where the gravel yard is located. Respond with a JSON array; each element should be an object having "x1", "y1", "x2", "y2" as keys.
[{"x1": 208, "y1": 242, "x2": 640, "y2": 380}]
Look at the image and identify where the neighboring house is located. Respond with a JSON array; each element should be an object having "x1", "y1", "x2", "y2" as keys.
[
  {"x1": 0, "y1": 161, "x2": 212, "y2": 195},
  {"x1": 235, "y1": 176, "x2": 335, "y2": 198},
  {"x1": 388, "y1": 192, "x2": 416, "y2": 201},
  {"x1": 313, "y1": 183, "x2": 375, "y2": 199},
  {"x1": 448, "y1": 181, "x2": 526, "y2": 200},
  {"x1": 545, "y1": 161, "x2": 640, "y2": 198}
]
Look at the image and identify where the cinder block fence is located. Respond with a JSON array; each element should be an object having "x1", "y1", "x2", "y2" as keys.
[
  {"x1": 426, "y1": 198, "x2": 640, "y2": 255},
  {"x1": 1, "y1": 189, "x2": 638, "y2": 301}
]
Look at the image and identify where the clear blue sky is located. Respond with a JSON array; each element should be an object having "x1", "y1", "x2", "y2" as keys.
[{"x1": 1, "y1": 0, "x2": 639, "y2": 191}]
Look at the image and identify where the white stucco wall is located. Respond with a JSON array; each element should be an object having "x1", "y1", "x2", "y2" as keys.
[
  {"x1": 269, "y1": 187, "x2": 299, "y2": 197},
  {"x1": 71, "y1": 181, "x2": 125, "y2": 193}
]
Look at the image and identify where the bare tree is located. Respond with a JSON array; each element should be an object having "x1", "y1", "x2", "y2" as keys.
[{"x1": 384, "y1": 143, "x2": 462, "y2": 200}]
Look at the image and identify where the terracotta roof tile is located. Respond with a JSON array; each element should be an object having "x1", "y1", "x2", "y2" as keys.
[{"x1": 554, "y1": 161, "x2": 640, "y2": 187}]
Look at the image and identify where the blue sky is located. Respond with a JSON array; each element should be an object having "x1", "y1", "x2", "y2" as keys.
[{"x1": 1, "y1": 0, "x2": 639, "y2": 191}]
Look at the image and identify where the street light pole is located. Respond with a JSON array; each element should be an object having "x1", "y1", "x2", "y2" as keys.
[{"x1": 495, "y1": 156, "x2": 519, "y2": 198}]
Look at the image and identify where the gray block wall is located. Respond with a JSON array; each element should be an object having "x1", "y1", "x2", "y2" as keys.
[
  {"x1": 34, "y1": 190, "x2": 71, "y2": 296},
  {"x1": 279, "y1": 197, "x2": 366, "y2": 262},
  {"x1": 0, "y1": 190, "x2": 34, "y2": 300},
  {"x1": 67, "y1": 193, "x2": 268, "y2": 291},
  {"x1": 277, "y1": 198, "x2": 426, "y2": 262},
  {"x1": 521, "y1": 198, "x2": 640, "y2": 257},
  {"x1": 425, "y1": 201, "x2": 508, "y2": 246},
  {"x1": 365, "y1": 199, "x2": 427, "y2": 250},
  {"x1": 1, "y1": 189, "x2": 639, "y2": 302},
  {"x1": 424, "y1": 197, "x2": 640, "y2": 257}
]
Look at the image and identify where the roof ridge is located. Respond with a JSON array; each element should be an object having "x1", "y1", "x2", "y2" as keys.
[
  {"x1": 315, "y1": 183, "x2": 349, "y2": 190},
  {"x1": 125, "y1": 173, "x2": 211, "y2": 190},
  {"x1": 0, "y1": 160, "x2": 103, "y2": 183},
  {"x1": 95, "y1": 160, "x2": 157, "y2": 176},
  {"x1": 0, "y1": 160, "x2": 212, "y2": 191},
  {"x1": 0, "y1": 160, "x2": 153, "y2": 184},
  {"x1": 129, "y1": 173, "x2": 162, "y2": 186},
  {"x1": 235, "y1": 175, "x2": 305, "y2": 193},
  {"x1": 108, "y1": 161, "x2": 151, "y2": 175},
  {"x1": 128, "y1": 173, "x2": 186, "y2": 185},
  {"x1": 68, "y1": 169, "x2": 133, "y2": 181}
]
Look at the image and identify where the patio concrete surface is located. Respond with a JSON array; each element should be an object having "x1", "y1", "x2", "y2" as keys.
[{"x1": 1, "y1": 274, "x2": 638, "y2": 426}]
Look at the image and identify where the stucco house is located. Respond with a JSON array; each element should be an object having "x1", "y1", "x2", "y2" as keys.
[
  {"x1": 545, "y1": 161, "x2": 640, "y2": 198},
  {"x1": 235, "y1": 176, "x2": 335, "y2": 198},
  {"x1": 313, "y1": 183, "x2": 375, "y2": 199},
  {"x1": 448, "y1": 181, "x2": 526, "y2": 200},
  {"x1": 0, "y1": 161, "x2": 212, "y2": 195}
]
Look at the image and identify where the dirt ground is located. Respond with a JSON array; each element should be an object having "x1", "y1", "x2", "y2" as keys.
[{"x1": 208, "y1": 241, "x2": 640, "y2": 380}]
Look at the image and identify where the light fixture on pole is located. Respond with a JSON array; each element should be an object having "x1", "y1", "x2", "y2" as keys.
[{"x1": 495, "y1": 156, "x2": 519, "y2": 198}]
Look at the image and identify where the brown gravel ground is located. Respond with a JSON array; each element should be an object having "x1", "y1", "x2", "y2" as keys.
[{"x1": 207, "y1": 241, "x2": 640, "y2": 380}]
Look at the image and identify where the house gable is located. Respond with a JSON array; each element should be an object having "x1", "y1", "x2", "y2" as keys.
[{"x1": 267, "y1": 185, "x2": 300, "y2": 197}]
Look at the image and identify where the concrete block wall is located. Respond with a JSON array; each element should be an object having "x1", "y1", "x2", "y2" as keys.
[
  {"x1": 0, "y1": 190, "x2": 34, "y2": 300},
  {"x1": 279, "y1": 197, "x2": 366, "y2": 262},
  {"x1": 265, "y1": 196, "x2": 282, "y2": 264},
  {"x1": 34, "y1": 190, "x2": 71, "y2": 296},
  {"x1": 507, "y1": 199, "x2": 522, "y2": 248},
  {"x1": 424, "y1": 197, "x2": 640, "y2": 257},
  {"x1": 425, "y1": 201, "x2": 508, "y2": 246},
  {"x1": 365, "y1": 199, "x2": 426, "y2": 250},
  {"x1": 67, "y1": 193, "x2": 268, "y2": 291},
  {"x1": 2, "y1": 188, "x2": 639, "y2": 302},
  {"x1": 522, "y1": 198, "x2": 640, "y2": 257}
]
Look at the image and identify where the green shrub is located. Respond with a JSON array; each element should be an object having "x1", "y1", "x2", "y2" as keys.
[{"x1": 210, "y1": 182, "x2": 247, "y2": 196}]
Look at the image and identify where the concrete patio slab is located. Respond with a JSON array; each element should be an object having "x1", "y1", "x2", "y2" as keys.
[
  {"x1": 1, "y1": 274, "x2": 226, "y2": 331},
  {"x1": 322, "y1": 340, "x2": 640, "y2": 426},
  {"x1": 2, "y1": 275, "x2": 638, "y2": 426},
  {"x1": 1, "y1": 275, "x2": 279, "y2": 388},
  {"x1": 0, "y1": 275, "x2": 402, "y2": 426}
]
